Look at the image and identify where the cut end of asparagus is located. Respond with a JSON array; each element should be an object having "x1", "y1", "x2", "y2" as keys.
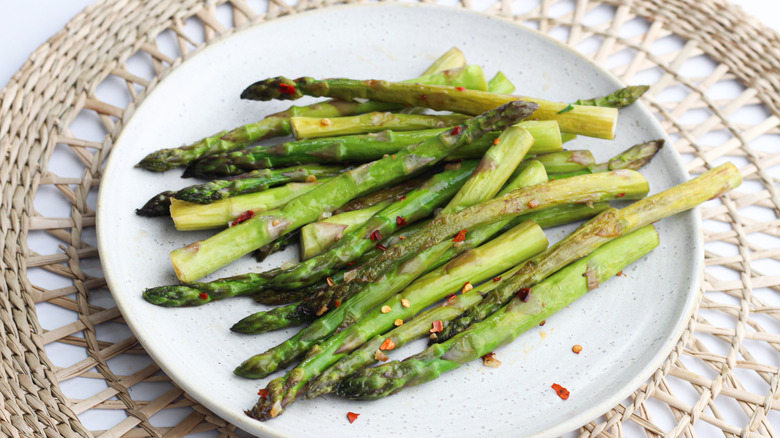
[{"x1": 241, "y1": 77, "x2": 306, "y2": 101}]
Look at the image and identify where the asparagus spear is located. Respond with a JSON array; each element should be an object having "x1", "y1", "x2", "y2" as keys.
[
  {"x1": 575, "y1": 85, "x2": 649, "y2": 108},
  {"x1": 268, "y1": 161, "x2": 478, "y2": 290},
  {"x1": 230, "y1": 161, "x2": 546, "y2": 328},
  {"x1": 143, "y1": 163, "x2": 476, "y2": 308},
  {"x1": 169, "y1": 101, "x2": 538, "y2": 282},
  {"x1": 169, "y1": 180, "x2": 327, "y2": 231},
  {"x1": 435, "y1": 162, "x2": 741, "y2": 342},
  {"x1": 550, "y1": 139, "x2": 663, "y2": 179},
  {"x1": 234, "y1": 239, "x2": 453, "y2": 379},
  {"x1": 331, "y1": 170, "x2": 649, "y2": 301},
  {"x1": 334, "y1": 225, "x2": 660, "y2": 401},
  {"x1": 246, "y1": 221, "x2": 547, "y2": 418},
  {"x1": 440, "y1": 126, "x2": 534, "y2": 214},
  {"x1": 241, "y1": 76, "x2": 618, "y2": 139},
  {"x1": 291, "y1": 113, "x2": 469, "y2": 139},
  {"x1": 135, "y1": 50, "x2": 468, "y2": 171},
  {"x1": 300, "y1": 199, "x2": 393, "y2": 260},
  {"x1": 186, "y1": 120, "x2": 562, "y2": 179},
  {"x1": 138, "y1": 165, "x2": 343, "y2": 216}
]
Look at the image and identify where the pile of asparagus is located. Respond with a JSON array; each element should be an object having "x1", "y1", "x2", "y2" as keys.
[{"x1": 135, "y1": 48, "x2": 741, "y2": 422}]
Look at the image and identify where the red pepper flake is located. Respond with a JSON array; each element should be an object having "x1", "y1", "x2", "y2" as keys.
[
  {"x1": 481, "y1": 352, "x2": 502, "y2": 368},
  {"x1": 326, "y1": 277, "x2": 335, "y2": 287},
  {"x1": 617, "y1": 192, "x2": 626, "y2": 198},
  {"x1": 539, "y1": 320, "x2": 546, "y2": 326},
  {"x1": 334, "y1": 299, "x2": 342, "y2": 308},
  {"x1": 380, "y1": 338, "x2": 395, "y2": 350},
  {"x1": 198, "y1": 292, "x2": 209, "y2": 301},
  {"x1": 257, "y1": 388, "x2": 269, "y2": 399},
  {"x1": 430, "y1": 320, "x2": 444, "y2": 333},
  {"x1": 231, "y1": 210, "x2": 255, "y2": 227},
  {"x1": 278, "y1": 83, "x2": 297, "y2": 95},
  {"x1": 398, "y1": 195, "x2": 407, "y2": 202},
  {"x1": 572, "y1": 344, "x2": 583, "y2": 354},
  {"x1": 517, "y1": 288, "x2": 531, "y2": 301},
  {"x1": 347, "y1": 412, "x2": 360, "y2": 423},
  {"x1": 528, "y1": 199, "x2": 540, "y2": 208},
  {"x1": 453, "y1": 229, "x2": 468, "y2": 243},
  {"x1": 376, "y1": 243, "x2": 387, "y2": 251},
  {"x1": 462, "y1": 282, "x2": 473, "y2": 294},
  {"x1": 370, "y1": 229, "x2": 382, "y2": 241},
  {"x1": 401, "y1": 298, "x2": 411, "y2": 308},
  {"x1": 551, "y1": 383, "x2": 570, "y2": 400},
  {"x1": 455, "y1": 86, "x2": 466, "y2": 91},
  {"x1": 347, "y1": 261, "x2": 356, "y2": 266},
  {"x1": 396, "y1": 216, "x2": 407, "y2": 227},
  {"x1": 617, "y1": 270, "x2": 625, "y2": 277},
  {"x1": 493, "y1": 276, "x2": 502, "y2": 282},
  {"x1": 445, "y1": 293, "x2": 457, "y2": 303},
  {"x1": 493, "y1": 138, "x2": 501, "y2": 145},
  {"x1": 450, "y1": 126, "x2": 463, "y2": 135},
  {"x1": 420, "y1": 94, "x2": 428, "y2": 101},
  {"x1": 398, "y1": 236, "x2": 406, "y2": 240}
]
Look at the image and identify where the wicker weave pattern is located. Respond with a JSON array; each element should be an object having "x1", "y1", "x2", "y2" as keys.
[{"x1": 1, "y1": 0, "x2": 777, "y2": 436}]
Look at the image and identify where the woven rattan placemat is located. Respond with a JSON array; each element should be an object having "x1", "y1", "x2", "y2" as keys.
[{"x1": 1, "y1": 0, "x2": 778, "y2": 436}]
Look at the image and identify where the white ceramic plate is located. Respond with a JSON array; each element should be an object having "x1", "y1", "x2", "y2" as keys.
[{"x1": 97, "y1": 4, "x2": 701, "y2": 437}]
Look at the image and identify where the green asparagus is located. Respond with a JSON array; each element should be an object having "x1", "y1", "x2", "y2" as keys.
[
  {"x1": 246, "y1": 221, "x2": 547, "y2": 418},
  {"x1": 435, "y1": 162, "x2": 741, "y2": 342},
  {"x1": 241, "y1": 76, "x2": 618, "y2": 139},
  {"x1": 334, "y1": 225, "x2": 660, "y2": 401},
  {"x1": 185, "y1": 121, "x2": 563, "y2": 179},
  {"x1": 291, "y1": 113, "x2": 469, "y2": 139},
  {"x1": 169, "y1": 179, "x2": 327, "y2": 231},
  {"x1": 576, "y1": 85, "x2": 650, "y2": 108},
  {"x1": 169, "y1": 101, "x2": 537, "y2": 282},
  {"x1": 135, "y1": 50, "x2": 468, "y2": 171}
]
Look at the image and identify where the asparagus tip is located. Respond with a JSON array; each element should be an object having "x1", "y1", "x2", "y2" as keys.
[{"x1": 241, "y1": 77, "x2": 305, "y2": 101}]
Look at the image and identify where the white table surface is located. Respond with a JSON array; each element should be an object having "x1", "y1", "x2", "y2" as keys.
[{"x1": 1, "y1": 1, "x2": 777, "y2": 437}]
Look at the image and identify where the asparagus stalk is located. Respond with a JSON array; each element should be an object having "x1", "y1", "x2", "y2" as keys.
[
  {"x1": 142, "y1": 163, "x2": 476, "y2": 308},
  {"x1": 241, "y1": 77, "x2": 618, "y2": 139},
  {"x1": 268, "y1": 161, "x2": 478, "y2": 290},
  {"x1": 575, "y1": 85, "x2": 650, "y2": 108},
  {"x1": 234, "y1": 239, "x2": 453, "y2": 379},
  {"x1": 169, "y1": 101, "x2": 538, "y2": 282},
  {"x1": 138, "y1": 165, "x2": 343, "y2": 217},
  {"x1": 135, "y1": 50, "x2": 468, "y2": 171},
  {"x1": 335, "y1": 170, "x2": 649, "y2": 297},
  {"x1": 231, "y1": 302, "x2": 310, "y2": 334},
  {"x1": 435, "y1": 162, "x2": 741, "y2": 341},
  {"x1": 550, "y1": 139, "x2": 663, "y2": 179},
  {"x1": 440, "y1": 126, "x2": 534, "y2": 214},
  {"x1": 335, "y1": 225, "x2": 661, "y2": 400},
  {"x1": 246, "y1": 221, "x2": 547, "y2": 418},
  {"x1": 169, "y1": 180, "x2": 327, "y2": 231},
  {"x1": 300, "y1": 199, "x2": 393, "y2": 260},
  {"x1": 186, "y1": 120, "x2": 562, "y2": 178},
  {"x1": 291, "y1": 113, "x2": 469, "y2": 139},
  {"x1": 232, "y1": 161, "x2": 546, "y2": 328}
]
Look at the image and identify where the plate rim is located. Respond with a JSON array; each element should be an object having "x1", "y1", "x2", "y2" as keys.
[{"x1": 96, "y1": 3, "x2": 703, "y2": 437}]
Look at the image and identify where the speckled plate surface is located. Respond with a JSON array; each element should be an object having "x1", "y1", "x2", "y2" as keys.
[{"x1": 97, "y1": 3, "x2": 701, "y2": 437}]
